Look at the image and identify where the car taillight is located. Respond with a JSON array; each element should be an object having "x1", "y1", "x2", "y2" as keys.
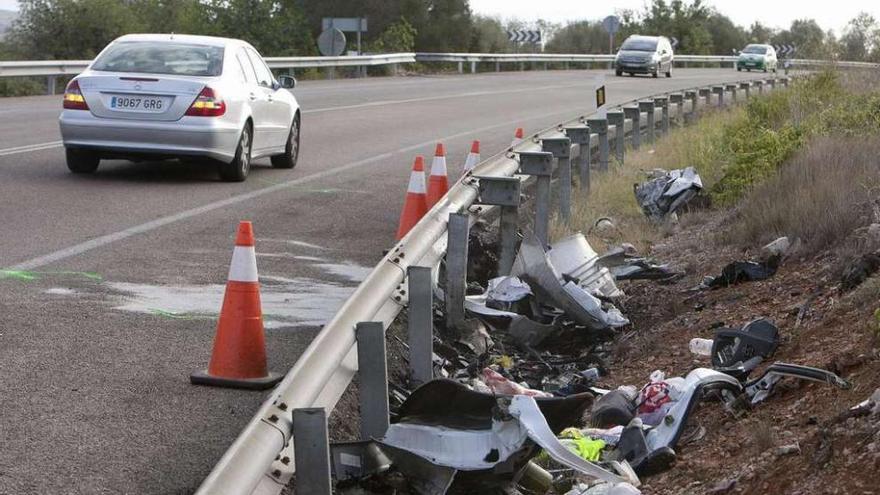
[
  {"x1": 185, "y1": 87, "x2": 226, "y2": 117},
  {"x1": 62, "y1": 80, "x2": 89, "y2": 110}
]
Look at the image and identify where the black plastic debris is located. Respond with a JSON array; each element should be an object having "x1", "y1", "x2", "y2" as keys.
[
  {"x1": 633, "y1": 167, "x2": 703, "y2": 220},
  {"x1": 711, "y1": 318, "x2": 780, "y2": 372},
  {"x1": 705, "y1": 258, "x2": 779, "y2": 288}
]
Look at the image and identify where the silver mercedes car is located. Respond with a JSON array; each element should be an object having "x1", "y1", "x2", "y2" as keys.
[{"x1": 59, "y1": 34, "x2": 300, "y2": 182}]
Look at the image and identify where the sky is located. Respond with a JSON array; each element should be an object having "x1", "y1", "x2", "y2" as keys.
[
  {"x1": 471, "y1": 0, "x2": 877, "y2": 34},
  {"x1": 0, "y1": 0, "x2": 877, "y2": 34}
]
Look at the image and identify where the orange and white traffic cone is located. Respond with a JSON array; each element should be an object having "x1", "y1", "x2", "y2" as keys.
[
  {"x1": 461, "y1": 140, "x2": 480, "y2": 176},
  {"x1": 511, "y1": 127, "x2": 525, "y2": 147},
  {"x1": 191, "y1": 221, "x2": 282, "y2": 390},
  {"x1": 396, "y1": 155, "x2": 429, "y2": 240},
  {"x1": 426, "y1": 143, "x2": 449, "y2": 208}
]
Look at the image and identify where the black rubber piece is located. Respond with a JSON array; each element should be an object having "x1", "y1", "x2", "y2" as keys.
[{"x1": 190, "y1": 370, "x2": 283, "y2": 390}]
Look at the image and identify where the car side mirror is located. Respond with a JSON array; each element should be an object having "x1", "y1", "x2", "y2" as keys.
[{"x1": 278, "y1": 75, "x2": 296, "y2": 89}]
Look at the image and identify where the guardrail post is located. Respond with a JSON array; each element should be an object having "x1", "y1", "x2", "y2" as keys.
[
  {"x1": 470, "y1": 61, "x2": 477, "y2": 74},
  {"x1": 495, "y1": 61, "x2": 501, "y2": 72},
  {"x1": 781, "y1": 77, "x2": 789, "y2": 88},
  {"x1": 406, "y1": 266, "x2": 433, "y2": 386},
  {"x1": 457, "y1": 61, "x2": 464, "y2": 74},
  {"x1": 639, "y1": 101, "x2": 655, "y2": 145},
  {"x1": 654, "y1": 97, "x2": 669, "y2": 135},
  {"x1": 684, "y1": 90, "x2": 698, "y2": 124},
  {"x1": 475, "y1": 177, "x2": 521, "y2": 275},
  {"x1": 518, "y1": 151, "x2": 553, "y2": 247},
  {"x1": 356, "y1": 321, "x2": 389, "y2": 440},
  {"x1": 623, "y1": 106, "x2": 641, "y2": 150},
  {"x1": 564, "y1": 126, "x2": 590, "y2": 191},
  {"x1": 712, "y1": 86, "x2": 724, "y2": 107},
  {"x1": 47, "y1": 76, "x2": 57, "y2": 95},
  {"x1": 606, "y1": 111, "x2": 625, "y2": 164},
  {"x1": 293, "y1": 408, "x2": 332, "y2": 495},
  {"x1": 767, "y1": 78, "x2": 776, "y2": 91},
  {"x1": 587, "y1": 118, "x2": 609, "y2": 172},
  {"x1": 726, "y1": 84, "x2": 737, "y2": 104},
  {"x1": 668, "y1": 94, "x2": 684, "y2": 127},
  {"x1": 740, "y1": 81, "x2": 751, "y2": 99},
  {"x1": 445, "y1": 213, "x2": 469, "y2": 333},
  {"x1": 754, "y1": 80, "x2": 764, "y2": 95},
  {"x1": 542, "y1": 137, "x2": 572, "y2": 224},
  {"x1": 699, "y1": 87, "x2": 711, "y2": 106}
]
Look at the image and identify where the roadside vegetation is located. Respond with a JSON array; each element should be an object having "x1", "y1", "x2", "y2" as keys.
[
  {"x1": 556, "y1": 69, "x2": 880, "y2": 258},
  {"x1": 3, "y1": 0, "x2": 880, "y2": 96}
]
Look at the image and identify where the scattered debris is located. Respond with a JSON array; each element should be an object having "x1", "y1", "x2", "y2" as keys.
[
  {"x1": 774, "y1": 442, "x2": 801, "y2": 456},
  {"x1": 549, "y1": 234, "x2": 623, "y2": 297},
  {"x1": 634, "y1": 167, "x2": 703, "y2": 220},
  {"x1": 761, "y1": 236, "x2": 791, "y2": 258},
  {"x1": 840, "y1": 251, "x2": 880, "y2": 291},
  {"x1": 596, "y1": 245, "x2": 681, "y2": 282},
  {"x1": 704, "y1": 258, "x2": 780, "y2": 288}
]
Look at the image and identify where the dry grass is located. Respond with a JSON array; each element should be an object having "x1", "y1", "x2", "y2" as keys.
[
  {"x1": 722, "y1": 136, "x2": 880, "y2": 251},
  {"x1": 551, "y1": 107, "x2": 743, "y2": 252}
]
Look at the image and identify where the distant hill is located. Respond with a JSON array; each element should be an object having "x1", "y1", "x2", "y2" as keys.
[{"x1": 0, "y1": 9, "x2": 17, "y2": 39}]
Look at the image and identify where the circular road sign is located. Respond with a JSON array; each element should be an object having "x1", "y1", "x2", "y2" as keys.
[
  {"x1": 318, "y1": 27, "x2": 346, "y2": 57},
  {"x1": 603, "y1": 15, "x2": 621, "y2": 35}
]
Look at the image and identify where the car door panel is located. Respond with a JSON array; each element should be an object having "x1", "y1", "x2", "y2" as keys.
[
  {"x1": 236, "y1": 49, "x2": 273, "y2": 152},
  {"x1": 246, "y1": 48, "x2": 289, "y2": 151}
]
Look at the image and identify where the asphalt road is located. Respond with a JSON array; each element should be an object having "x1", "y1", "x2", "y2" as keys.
[{"x1": 0, "y1": 68, "x2": 771, "y2": 494}]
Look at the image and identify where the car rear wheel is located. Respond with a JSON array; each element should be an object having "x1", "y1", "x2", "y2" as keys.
[
  {"x1": 66, "y1": 148, "x2": 100, "y2": 174},
  {"x1": 219, "y1": 124, "x2": 252, "y2": 182},
  {"x1": 737, "y1": 67, "x2": 742, "y2": 72},
  {"x1": 615, "y1": 69, "x2": 623, "y2": 76},
  {"x1": 270, "y1": 115, "x2": 300, "y2": 170}
]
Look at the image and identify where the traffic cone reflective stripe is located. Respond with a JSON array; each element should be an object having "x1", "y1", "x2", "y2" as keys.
[
  {"x1": 426, "y1": 143, "x2": 449, "y2": 207},
  {"x1": 191, "y1": 221, "x2": 282, "y2": 390},
  {"x1": 512, "y1": 127, "x2": 524, "y2": 146},
  {"x1": 396, "y1": 156, "x2": 428, "y2": 240},
  {"x1": 462, "y1": 140, "x2": 480, "y2": 175}
]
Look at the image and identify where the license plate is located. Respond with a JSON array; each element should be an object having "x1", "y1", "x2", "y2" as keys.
[{"x1": 109, "y1": 94, "x2": 167, "y2": 112}]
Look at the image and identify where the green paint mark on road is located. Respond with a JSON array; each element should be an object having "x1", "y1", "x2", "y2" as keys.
[
  {"x1": 147, "y1": 308, "x2": 214, "y2": 320},
  {"x1": 0, "y1": 270, "x2": 103, "y2": 281}
]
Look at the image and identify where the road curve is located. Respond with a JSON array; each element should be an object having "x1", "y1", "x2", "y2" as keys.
[{"x1": 0, "y1": 68, "x2": 770, "y2": 494}]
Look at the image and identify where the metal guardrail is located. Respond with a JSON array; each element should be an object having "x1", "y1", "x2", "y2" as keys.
[
  {"x1": 1, "y1": 52, "x2": 876, "y2": 94},
  {"x1": 194, "y1": 75, "x2": 795, "y2": 495}
]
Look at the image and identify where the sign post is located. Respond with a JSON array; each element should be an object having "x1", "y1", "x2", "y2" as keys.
[
  {"x1": 322, "y1": 17, "x2": 368, "y2": 54},
  {"x1": 602, "y1": 15, "x2": 621, "y2": 54}
]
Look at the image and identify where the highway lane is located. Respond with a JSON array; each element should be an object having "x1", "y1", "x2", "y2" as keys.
[{"x1": 0, "y1": 69, "x2": 770, "y2": 493}]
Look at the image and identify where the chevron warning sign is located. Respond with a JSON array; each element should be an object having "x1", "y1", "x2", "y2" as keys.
[{"x1": 507, "y1": 30, "x2": 542, "y2": 43}]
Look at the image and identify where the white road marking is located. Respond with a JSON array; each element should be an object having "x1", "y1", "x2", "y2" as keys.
[
  {"x1": 0, "y1": 140, "x2": 63, "y2": 157},
  {"x1": 6, "y1": 106, "x2": 580, "y2": 271}
]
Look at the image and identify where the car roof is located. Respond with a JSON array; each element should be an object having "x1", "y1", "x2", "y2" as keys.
[
  {"x1": 745, "y1": 43, "x2": 772, "y2": 48},
  {"x1": 112, "y1": 33, "x2": 248, "y2": 48},
  {"x1": 626, "y1": 35, "x2": 667, "y2": 42}
]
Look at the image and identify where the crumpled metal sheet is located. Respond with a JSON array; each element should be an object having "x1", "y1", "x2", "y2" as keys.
[
  {"x1": 548, "y1": 233, "x2": 623, "y2": 298},
  {"x1": 596, "y1": 245, "x2": 680, "y2": 281},
  {"x1": 464, "y1": 293, "x2": 557, "y2": 347},
  {"x1": 511, "y1": 234, "x2": 629, "y2": 331},
  {"x1": 509, "y1": 395, "x2": 637, "y2": 486},
  {"x1": 634, "y1": 167, "x2": 703, "y2": 220},
  {"x1": 486, "y1": 276, "x2": 532, "y2": 303}
]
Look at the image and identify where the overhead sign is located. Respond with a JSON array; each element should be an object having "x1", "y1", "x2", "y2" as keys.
[
  {"x1": 317, "y1": 28, "x2": 346, "y2": 57},
  {"x1": 322, "y1": 17, "x2": 367, "y2": 32},
  {"x1": 508, "y1": 30, "x2": 541, "y2": 43},
  {"x1": 602, "y1": 15, "x2": 621, "y2": 35}
]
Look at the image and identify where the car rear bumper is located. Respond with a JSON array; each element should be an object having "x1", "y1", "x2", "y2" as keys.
[
  {"x1": 59, "y1": 111, "x2": 241, "y2": 161},
  {"x1": 616, "y1": 62, "x2": 658, "y2": 73}
]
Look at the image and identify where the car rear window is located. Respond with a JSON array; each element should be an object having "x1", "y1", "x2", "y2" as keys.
[
  {"x1": 92, "y1": 41, "x2": 225, "y2": 76},
  {"x1": 621, "y1": 39, "x2": 658, "y2": 52},
  {"x1": 743, "y1": 46, "x2": 768, "y2": 54}
]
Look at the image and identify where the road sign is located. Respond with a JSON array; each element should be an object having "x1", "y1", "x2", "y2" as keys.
[
  {"x1": 774, "y1": 44, "x2": 796, "y2": 57},
  {"x1": 595, "y1": 75, "x2": 607, "y2": 118},
  {"x1": 323, "y1": 17, "x2": 367, "y2": 55},
  {"x1": 322, "y1": 17, "x2": 367, "y2": 32},
  {"x1": 602, "y1": 16, "x2": 621, "y2": 35},
  {"x1": 671, "y1": 37, "x2": 679, "y2": 49},
  {"x1": 508, "y1": 30, "x2": 541, "y2": 43},
  {"x1": 317, "y1": 28, "x2": 346, "y2": 57}
]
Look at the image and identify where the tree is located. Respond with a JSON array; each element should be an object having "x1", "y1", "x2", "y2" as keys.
[
  {"x1": 469, "y1": 15, "x2": 510, "y2": 53},
  {"x1": 544, "y1": 20, "x2": 609, "y2": 54},
  {"x1": 748, "y1": 22, "x2": 775, "y2": 44},
  {"x1": 839, "y1": 12, "x2": 880, "y2": 62},
  {"x1": 416, "y1": 0, "x2": 473, "y2": 52},
  {"x1": 773, "y1": 19, "x2": 827, "y2": 58}
]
